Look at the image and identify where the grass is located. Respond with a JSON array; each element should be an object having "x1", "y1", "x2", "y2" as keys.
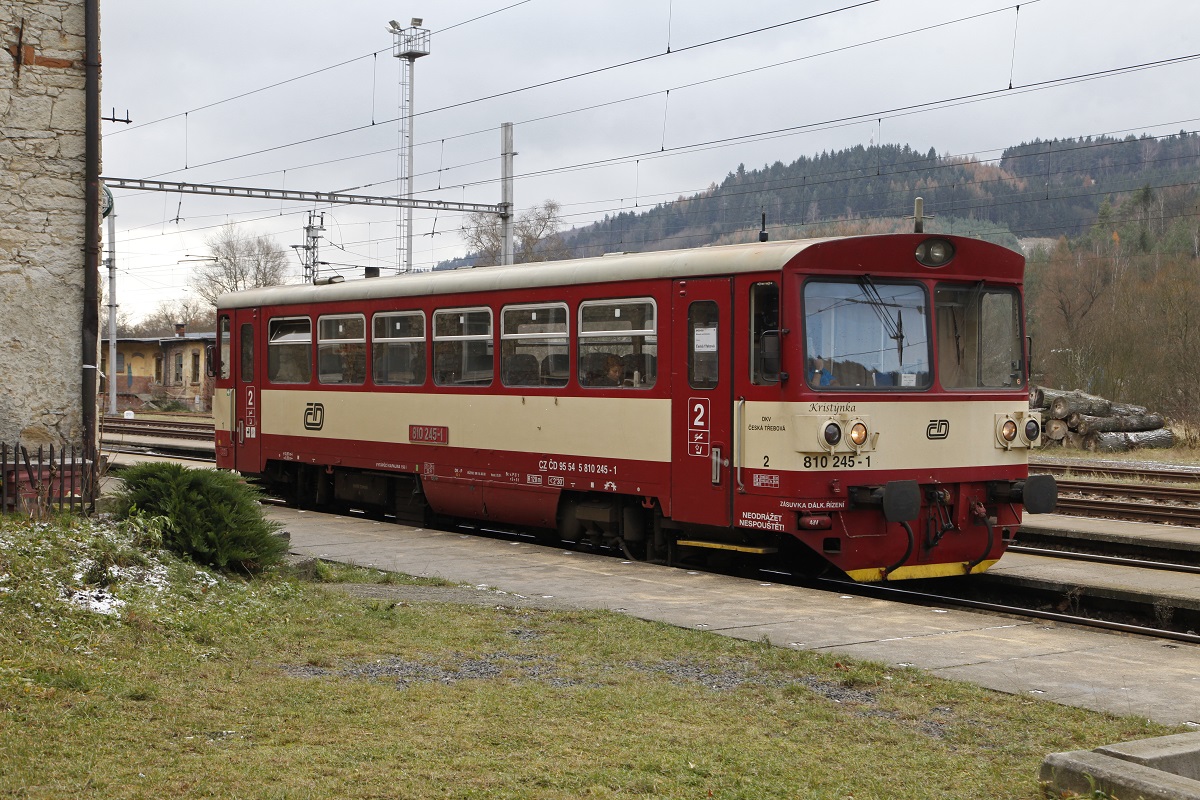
[{"x1": 0, "y1": 514, "x2": 1180, "y2": 799}]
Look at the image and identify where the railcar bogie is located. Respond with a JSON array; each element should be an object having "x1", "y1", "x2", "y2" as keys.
[{"x1": 214, "y1": 234, "x2": 1056, "y2": 582}]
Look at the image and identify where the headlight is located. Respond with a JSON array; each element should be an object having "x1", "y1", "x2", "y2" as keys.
[
  {"x1": 1000, "y1": 419, "x2": 1018, "y2": 442},
  {"x1": 823, "y1": 422, "x2": 842, "y2": 447},
  {"x1": 915, "y1": 238, "x2": 955, "y2": 267},
  {"x1": 1024, "y1": 419, "x2": 1041, "y2": 442},
  {"x1": 849, "y1": 421, "x2": 868, "y2": 447}
]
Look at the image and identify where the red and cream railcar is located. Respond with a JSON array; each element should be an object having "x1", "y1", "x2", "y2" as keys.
[{"x1": 212, "y1": 233, "x2": 1055, "y2": 581}]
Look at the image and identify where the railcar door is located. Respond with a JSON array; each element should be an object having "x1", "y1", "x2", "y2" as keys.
[
  {"x1": 670, "y1": 279, "x2": 733, "y2": 526},
  {"x1": 231, "y1": 309, "x2": 261, "y2": 473}
]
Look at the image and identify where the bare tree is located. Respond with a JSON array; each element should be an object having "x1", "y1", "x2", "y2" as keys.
[
  {"x1": 191, "y1": 224, "x2": 291, "y2": 306},
  {"x1": 463, "y1": 200, "x2": 571, "y2": 267},
  {"x1": 127, "y1": 298, "x2": 214, "y2": 337}
]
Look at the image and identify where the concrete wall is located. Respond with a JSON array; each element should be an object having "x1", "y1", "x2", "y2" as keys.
[{"x1": 0, "y1": 0, "x2": 92, "y2": 446}]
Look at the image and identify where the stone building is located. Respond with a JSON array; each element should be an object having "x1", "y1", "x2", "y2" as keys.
[
  {"x1": 100, "y1": 328, "x2": 217, "y2": 413},
  {"x1": 1, "y1": 0, "x2": 96, "y2": 447}
]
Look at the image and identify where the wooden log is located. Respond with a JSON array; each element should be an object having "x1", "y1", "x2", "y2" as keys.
[
  {"x1": 1035, "y1": 387, "x2": 1077, "y2": 409},
  {"x1": 1110, "y1": 401, "x2": 1149, "y2": 416},
  {"x1": 1028, "y1": 386, "x2": 1045, "y2": 408},
  {"x1": 1044, "y1": 419, "x2": 1070, "y2": 441},
  {"x1": 1050, "y1": 391, "x2": 1112, "y2": 420},
  {"x1": 1073, "y1": 413, "x2": 1165, "y2": 436},
  {"x1": 1086, "y1": 428, "x2": 1175, "y2": 452},
  {"x1": 1063, "y1": 431, "x2": 1087, "y2": 450}
]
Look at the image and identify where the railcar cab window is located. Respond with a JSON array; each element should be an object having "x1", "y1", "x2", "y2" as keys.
[
  {"x1": 803, "y1": 279, "x2": 930, "y2": 389},
  {"x1": 433, "y1": 308, "x2": 493, "y2": 386},
  {"x1": 578, "y1": 299, "x2": 657, "y2": 388},
  {"x1": 268, "y1": 317, "x2": 313, "y2": 384},
  {"x1": 372, "y1": 311, "x2": 426, "y2": 386},
  {"x1": 501, "y1": 303, "x2": 568, "y2": 388},
  {"x1": 317, "y1": 314, "x2": 366, "y2": 385},
  {"x1": 935, "y1": 284, "x2": 1024, "y2": 389}
]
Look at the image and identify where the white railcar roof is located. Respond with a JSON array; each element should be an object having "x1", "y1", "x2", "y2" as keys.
[{"x1": 216, "y1": 237, "x2": 834, "y2": 310}]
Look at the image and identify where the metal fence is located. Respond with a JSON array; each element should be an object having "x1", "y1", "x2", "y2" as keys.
[{"x1": 1, "y1": 443, "x2": 96, "y2": 516}]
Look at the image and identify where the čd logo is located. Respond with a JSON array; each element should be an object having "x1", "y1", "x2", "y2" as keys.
[
  {"x1": 926, "y1": 419, "x2": 950, "y2": 440},
  {"x1": 304, "y1": 402, "x2": 325, "y2": 431}
]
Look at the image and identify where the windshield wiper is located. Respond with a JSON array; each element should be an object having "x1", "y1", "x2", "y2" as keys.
[{"x1": 858, "y1": 275, "x2": 905, "y2": 361}]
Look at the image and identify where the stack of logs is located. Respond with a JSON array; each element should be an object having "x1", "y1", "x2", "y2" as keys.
[{"x1": 1029, "y1": 387, "x2": 1174, "y2": 452}]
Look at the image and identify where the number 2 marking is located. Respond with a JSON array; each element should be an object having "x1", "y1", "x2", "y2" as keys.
[
  {"x1": 763, "y1": 455, "x2": 770, "y2": 468},
  {"x1": 692, "y1": 403, "x2": 706, "y2": 428}
]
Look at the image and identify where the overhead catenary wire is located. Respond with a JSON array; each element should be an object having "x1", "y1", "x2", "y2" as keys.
[{"x1": 101, "y1": 3, "x2": 1200, "y2": 294}]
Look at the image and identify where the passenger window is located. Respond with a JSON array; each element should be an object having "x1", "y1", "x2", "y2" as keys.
[
  {"x1": 501, "y1": 304, "x2": 568, "y2": 388},
  {"x1": 578, "y1": 299, "x2": 657, "y2": 389},
  {"x1": 372, "y1": 312, "x2": 426, "y2": 386},
  {"x1": 749, "y1": 282, "x2": 780, "y2": 385},
  {"x1": 433, "y1": 308, "x2": 493, "y2": 386},
  {"x1": 317, "y1": 315, "x2": 366, "y2": 385},
  {"x1": 688, "y1": 301, "x2": 719, "y2": 390},
  {"x1": 267, "y1": 317, "x2": 312, "y2": 384}
]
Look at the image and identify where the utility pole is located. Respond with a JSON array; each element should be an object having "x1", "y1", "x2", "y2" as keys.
[
  {"x1": 389, "y1": 18, "x2": 430, "y2": 273},
  {"x1": 103, "y1": 185, "x2": 117, "y2": 415},
  {"x1": 501, "y1": 122, "x2": 515, "y2": 266}
]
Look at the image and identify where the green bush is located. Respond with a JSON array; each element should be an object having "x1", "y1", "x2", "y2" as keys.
[{"x1": 113, "y1": 463, "x2": 287, "y2": 572}]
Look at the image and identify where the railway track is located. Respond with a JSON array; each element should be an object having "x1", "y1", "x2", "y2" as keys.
[
  {"x1": 101, "y1": 417, "x2": 214, "y2": 442},
  {"x1": 1030, "y1": 462, "x2": 1200, "y2": 524}
]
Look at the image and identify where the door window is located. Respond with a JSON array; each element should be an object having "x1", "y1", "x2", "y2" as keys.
[
  {"x1": 688, "y1": 301, "x2": 719, "y2": 390},
  {"x1": 240, "y1": 323, "x2": 254, "y2": 383}
]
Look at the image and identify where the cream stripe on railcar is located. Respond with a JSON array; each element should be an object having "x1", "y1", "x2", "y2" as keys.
[
  {"x1": 742, "y1": 400, "x2": 1034, "y2": 473},
  {"x1": 214, "y1": 389, "x2": 233, "y2": 433},
  {"x1": 261, "y1": 390, "x2": 673, "y2": 462},
  {"x1": 217, "y1": 239, "x2": 828, "y2": 310}
]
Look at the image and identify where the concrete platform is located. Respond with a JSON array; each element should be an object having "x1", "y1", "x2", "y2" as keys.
[
  {"x1": 1041, "y1": 732, "x2": 1200, "y2": 800},
  {"x1": 273, "y1": 506, "x2": 1200, "y2": 727},
  {"x1": 1020, "y1": 512, "x2": 1200, "y2": 556}
]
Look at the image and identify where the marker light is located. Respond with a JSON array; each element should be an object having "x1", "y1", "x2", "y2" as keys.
[
  {"x1": 823, "y1": 422, "x2": 842, "y2": 447},
  {"x1": 1000, "y1": 419, "x2": 1018, "y2": 442},
  {"x1": 1024, "y1": 419, "x2": 1041, "y2": 443},
  {"x1": 915, "y1": 238, "x2": 955, "y2": 267},
  {"x1": 849, "y1": 421, "x2": 869, "y2": 447}
]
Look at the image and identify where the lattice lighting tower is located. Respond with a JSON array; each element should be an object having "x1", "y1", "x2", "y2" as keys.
[
  {"x1": 293, "y1": 211, "x2": 325, "y2": 284},
  {"x1": 389, "y1": 17, "x2": 430, "y2": 273}
]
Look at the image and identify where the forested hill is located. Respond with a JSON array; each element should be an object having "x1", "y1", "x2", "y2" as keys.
[{"x1": 550, "y1": 131, "x2": 1200, "y2": 258}]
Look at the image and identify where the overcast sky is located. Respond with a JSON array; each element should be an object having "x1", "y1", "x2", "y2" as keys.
[{"x1": 100, "y1": 0, "x2": 1200, "y2": 322}]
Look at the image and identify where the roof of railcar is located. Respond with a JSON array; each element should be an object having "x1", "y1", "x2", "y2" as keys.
[
  {"x1": 216, "y1": 237, "x2": 835, "y2": 310},
  {"x1": 215, "y1": 234, "x2": 1019, "y2": 310}
]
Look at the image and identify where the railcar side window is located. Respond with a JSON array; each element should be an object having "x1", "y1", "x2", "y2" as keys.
[
  {"x1": 433, "y1": 308, "x2": 493, "y2": 386},
  {"x1": 501, "y1": 303, "x2": 568, "y2": 388},
  {"x1": 935, "y1": 285, "x2": 1024, "y2": 389},
  {"x1": 750, "y1": 282, "x2": 780, "y2": 384},
  {"x1": 218, "y1": 315, "x2": 231, "y2": 381},
  {"x1": 578, "y1": 299, "x2": 657, "y2": 389},
  {"x1": 267, "y1": 317, "x2": 313, "y2": 384},
  {"x1": 803, "y1": 280, "x2": 930, "y2": 389},
  {"x1": 317, "y1": 314, "x2": 367, "y2": 385},
  {"x1": 372, "y1": 311, "x2": 426, "y2": 386}
]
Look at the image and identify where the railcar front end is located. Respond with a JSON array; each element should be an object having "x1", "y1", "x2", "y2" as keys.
[{"x1": 726, "y1": 234, "x2": 1056, "y2": 580}]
